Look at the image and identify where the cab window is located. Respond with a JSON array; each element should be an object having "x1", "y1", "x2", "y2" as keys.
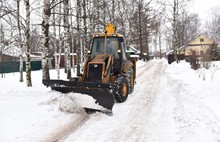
[{"x1": 91, "y1": 37, "x2": 119, "y2": 59}]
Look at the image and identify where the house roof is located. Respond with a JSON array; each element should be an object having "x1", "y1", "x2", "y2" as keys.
[
  {"x1": 187, "y1": 34, "x2": 214, "y2": 46},
  {"x1": 2, "y1": 45, "x2": 21, "y2": 57},
  {"x1": 166, "y1": 45, "x2": 186, "y2": 55},
  {"x1": 1, "y1": 45, "x2": 42, "y2": 61},
  {"x1": 126, "y1": 45, "x2": 140, "y2": 54},
  {"x1": 166, "y1": 33, "x2": 216, "y2": 55}
]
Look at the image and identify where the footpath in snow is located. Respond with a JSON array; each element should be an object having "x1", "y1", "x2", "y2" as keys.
[{"x1": 0, "y1": 59, "x2": 220, "y2": 142}]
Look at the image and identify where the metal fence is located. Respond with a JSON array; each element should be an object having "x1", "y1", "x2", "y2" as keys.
[{"x1": 0, "y1": 61, "x2": 42, "y2": 73}]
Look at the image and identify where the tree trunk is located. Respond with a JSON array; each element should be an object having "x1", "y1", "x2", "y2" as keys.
[
  {"x1": 112, "y1": 0, "x2": 115, "y2": 23},
  {"x1": 25, "y1": 0, "x2": 32, "y2": 87},
  {"x1": 76, "y1": 0, "x2": 82, "y2": 76},
  {"x1": 173, "y1": 0, "x2": 179, "y2": 63},
  {"x1": 82, "y1": 0, "x2": 88, "y2": 62},
  {"x1": 64, "y1": 0, "x2": 71, "y2": 79},
  {"x1": 0, "y1": 23, "x2": 4, "y2": 78},
  {"x1": 52, "y1": 1, "x2": 61, "y2": 79},
  {"x1": 17, "y1": 0, "x2": 24, "y2": 82},
  {"x1": 42, "y1": 0, "x2": 51, "y2": 80},
  {"x1": 138, "y1": 0, "x2": 143, "y2": 60},
  {"x1": 159, "y1": 31, "x2": 162, "y2": 59}
]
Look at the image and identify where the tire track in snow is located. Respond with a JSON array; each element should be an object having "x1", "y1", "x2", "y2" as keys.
[
  {"x1": 39, "y1": 94, "x2": 91, "y2": 142},
  {"x1": 61, "y1": 60, "x2": 168, "y2": 142},
  {"x1": 43, "y1": 114, "x2": 89, "y2": 142},
  {"x1": 50, "y1": 60, "x2": 220, "y2": 142},
  {"x1": 111, "y1": 60, "x2": 168, "y2": 142}
]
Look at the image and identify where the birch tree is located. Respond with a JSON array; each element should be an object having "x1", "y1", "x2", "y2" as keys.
[
  {"x1": 25, "y1": 0, "x2": 32, "y2": 86},
  {"x1": 0, "y1": 22, "x2": 5, "y2": 78},
  {"x1": 53, "y1": 0, "x2": 61, "y2": 79},
  {"x1": 63, "y1": 0, "x2": 71, "y2": 79},
  {"x1": 17, "y1": 0, "x2": 24, "y2": 82},
  {"x1": 172, "y1": 0, "x2": 179, "y2": 63},
  {"x1": 42, "y1": 0, "x2": 51, "y2": 80},
  {"x1": 169, "y1": 0, "x2": 190, "y2": 63},
  {"x1": 82, "y1": 0, "x2": 88, "y2": 62},
  {"x1": 76, "y1": 0, "x2": 82, "y2": 76}
]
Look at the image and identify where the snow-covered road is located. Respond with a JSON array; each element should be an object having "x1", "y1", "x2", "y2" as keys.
[
  {"x1": 1, "y1": 59, "x2": 220, "y2": 142},
  {"x1": 60, "y1": 60, "x2": 167, "y2": 142},
  {"x1": 58, "y1": 60, "x2": 220, "y2": 142}
]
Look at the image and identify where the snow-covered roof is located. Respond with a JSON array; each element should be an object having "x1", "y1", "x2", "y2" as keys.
[
  {"x1": 126, "y1": 45, "x2": 140, "y2": 54},
  {"x1": 166, "y1": 45, "x2": 186, "y2": 55},
  {"x1": 53, "y1": 53, "x2": 77, "y2": 56},
  {"x1": 1, "y1": 45, "x2": 21, "y2": 57}
]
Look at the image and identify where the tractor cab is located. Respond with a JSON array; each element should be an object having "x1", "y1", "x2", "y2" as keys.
[
  {"x1": 90, "y1": 37, "x2": 120, "y2": 59},
  {"x1": 89, "y1": 23, "x2": 127, "y2": 72}
]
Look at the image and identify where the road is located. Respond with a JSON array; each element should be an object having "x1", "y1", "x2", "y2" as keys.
[
  {"x1": 46, "y1": 60, "x2": 167, "y2": 142},
  {"x1": 44, "y1": 60, "x2": 220, "y2": 142}
]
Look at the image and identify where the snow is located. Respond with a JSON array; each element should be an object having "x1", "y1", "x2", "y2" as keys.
[
  {"x1": 0, "y1": 59, "x2": 220, "y2": 142},
  {"x1": 2, "y1": 45, "x2": 21, "y2": 57}
]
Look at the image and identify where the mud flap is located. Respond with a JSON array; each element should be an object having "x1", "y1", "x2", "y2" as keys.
[{"x1": 43, "y1": 80, "x2": 114, "y2": 111}]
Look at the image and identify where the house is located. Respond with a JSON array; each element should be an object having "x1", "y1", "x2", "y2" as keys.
[
  {"x1": 0, "y1": 54, "x2": 18, "y2": 62},
  {"x1": 167, "y1": 34, "x2": 216, "y2": 64},
  {"x1": 126, "y1": 45, "x2": 140, "y2": 59},
  {"x1": 0, "y1": 45, "x2": 20, "y2": 62},
  {"x1": 0, "y1": 45, "x2": 42, "y2": 73},
  {"x1": 126, "y1": 45, "x2": 140, "y2": 55},
  {"x1": 51, "y1": 53, "x2": 77, "y2": 69},
  {"x1": 184, "y1": 34, "x2": 215, "y2": 57}
]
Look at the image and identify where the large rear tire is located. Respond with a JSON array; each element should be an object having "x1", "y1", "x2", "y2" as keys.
[
  {"x1": 113, "y1": 76, "x2": 129, "y2": 102},
  {"x1": 125, "y1": 68, "x2": 135, "y2": 94}
]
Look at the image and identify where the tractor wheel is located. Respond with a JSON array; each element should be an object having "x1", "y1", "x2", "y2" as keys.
[
  {"x1": 125, "y1": 68, "x2": 135, "y2": 94},
  {"x1": 113, "y1": 76, "x2": 129, "y2": 102}
]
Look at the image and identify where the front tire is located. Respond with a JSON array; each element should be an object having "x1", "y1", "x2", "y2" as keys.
[{"x1": 113, "y1": 76, "x2": 129, "y2": 102}]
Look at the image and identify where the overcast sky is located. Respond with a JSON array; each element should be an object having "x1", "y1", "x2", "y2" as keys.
[{"x1": 190, "y1": 0, "x2": 220, "y2": 22}]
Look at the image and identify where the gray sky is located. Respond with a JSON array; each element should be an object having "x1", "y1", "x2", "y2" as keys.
[{"x1": 190, "y1": 0, "x2": 220, "y2": 22}]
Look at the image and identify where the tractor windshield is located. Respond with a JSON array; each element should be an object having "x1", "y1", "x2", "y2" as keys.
[{"x1": 91, "y1": 37, "x2": 119, "y2": 59}]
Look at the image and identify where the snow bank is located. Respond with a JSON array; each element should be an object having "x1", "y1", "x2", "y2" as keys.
[
  {"x1": 0, "y1": 70, "x2": 87, "y2": 142},
  {"x1": 165, "y1": 60, "x2": 220, "y2": 142}
]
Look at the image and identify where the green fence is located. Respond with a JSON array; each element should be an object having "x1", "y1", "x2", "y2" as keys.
[{"x1": 0, "y1": 61, "x2": 42, "y2": 73}]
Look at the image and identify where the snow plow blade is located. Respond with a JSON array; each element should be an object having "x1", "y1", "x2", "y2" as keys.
[{"x1": 43, "y1": 79, "x2": 114, "y2": 111}]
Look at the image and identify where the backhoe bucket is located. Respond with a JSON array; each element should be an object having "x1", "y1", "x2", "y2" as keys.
[{"x1": 43, "y1": 79, "x2": 114, "y2": 111}]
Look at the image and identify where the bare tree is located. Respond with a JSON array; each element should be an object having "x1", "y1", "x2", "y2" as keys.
[
  {"x1": 129, "y1": 0, "x2": 154, "y2": 61},
  {"x1": 0, "y1": 22, "x2": 5, "y2": 78},
  {"x1": 204, "y1": 7, "x2": 220, "y2": 45},
  {"x1": 25, "y1": 0, "x2": 32, "y2": 87},
  {"x1": 41, "y1": 0, "x2": 51, "y2": 80},
  {"x1": 76, "y1": 0, "x2": 82, "y2": 76},
  {"x1": 17, "y1": 0, "x2": 24, "y2": 82},
  {"x1": 177, "y1": 10, "x2": 200, "y2": 47},
  {"x1": 63, "y1": 0, "x2": 71, "y2": 79},
  {"x1": 53, "y1": 0, "x2": 62, "y2": 79},
  {"x1": 172, "y1": 0, "x2": 179, "y2": 63},
  {"x1": 163, "y1": 0, "x2": 191, "y2": 62}
]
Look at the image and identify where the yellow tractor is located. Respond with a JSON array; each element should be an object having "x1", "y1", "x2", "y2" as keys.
[{"x1": 43, "y1": 23, "x2": 136, "y2": 113}]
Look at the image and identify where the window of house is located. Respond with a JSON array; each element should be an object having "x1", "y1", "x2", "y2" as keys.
[{"x1": 200, "y1": 38, "x2": 204, "y2": 42}]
